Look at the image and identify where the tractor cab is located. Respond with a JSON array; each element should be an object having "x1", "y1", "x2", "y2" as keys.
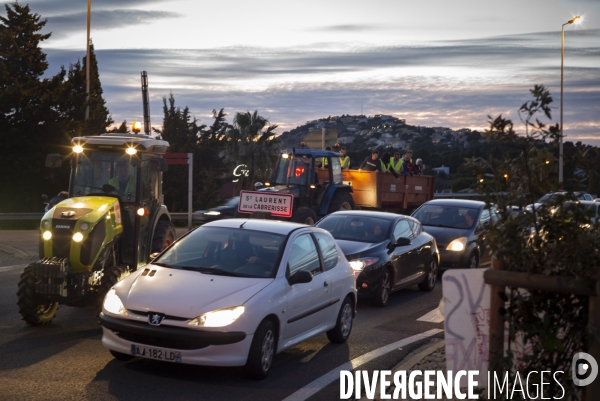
[{"x1": 267, "y1": 149, "x2": 344, "y2": 204}]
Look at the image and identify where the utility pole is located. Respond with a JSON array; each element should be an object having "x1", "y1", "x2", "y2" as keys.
[
  {"x1": 85, "y1": 0, "x2": 91, "y2": 120},
  {"x1": 141, "y1": 71, "x2": 151, "y2": 135}
]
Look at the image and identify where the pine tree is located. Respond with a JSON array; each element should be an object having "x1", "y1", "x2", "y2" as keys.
[
  {"x1": 0, "y1": 3, "x2": 67, "y2": 211},
  {"x1": 108, "y1": 120, "x2": 129, "y2": 133},
  {"x1": 59, "y1": 43, "x2": 112, "y2": 137}
]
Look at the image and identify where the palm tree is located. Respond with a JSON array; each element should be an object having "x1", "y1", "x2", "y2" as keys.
[{"x1": 226, "y1": 110, "x2": 279, "y2": 191}]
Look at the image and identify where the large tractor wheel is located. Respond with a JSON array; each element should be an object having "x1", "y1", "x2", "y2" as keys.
[
  {"x1": 17, "y1": 263, "x2": 59, "y2": 326},
  {"x1": 291, "y1": 207, "x2": 317, "y2": 225},
  {"x1": 328, "y1": 192, "x2": 355, "y2": 214},
  {"x1": 96, "y1": 265, "x2": 130, "y2": 305},
  {"x1": 151, "y1": 220, "x2": 176, "y2": 253}
]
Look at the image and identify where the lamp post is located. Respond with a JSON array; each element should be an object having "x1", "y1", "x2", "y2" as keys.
[
  {"x1": 559, "y1": 15, "x2": 581, "y2": 189},
  {"x1": 85, "y1": 0, "x2": 91, "y2": 120}
]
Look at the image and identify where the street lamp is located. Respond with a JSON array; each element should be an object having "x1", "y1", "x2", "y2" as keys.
[{"x1": 559, "y1": 15, "x2": 581, "y2": 189}]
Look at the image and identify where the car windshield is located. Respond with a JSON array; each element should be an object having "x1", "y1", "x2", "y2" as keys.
[
  {"x1": 537, "y1": 193, "x2": 561, "y2": 203},
  {"x1": 154, "y1": 226, "x2": 286, "y2": 278},
  {"x1": 224, "y1": 198, "x2": 239, "y2": 207},
  {"x1": 412, "y1": 205, "x2": 479, "y2": 230},
  {"x1": 316, "y1": 215, "x2": 391, "y2": 243}
]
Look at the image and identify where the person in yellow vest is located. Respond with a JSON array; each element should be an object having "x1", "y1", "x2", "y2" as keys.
[
  {"x1": 340, "y1": 146, "x2": 350, "y2": 169},
  {"x1": 389, "y1": 152, "x2": 403, "y2": 172},
  {"x1": 107, "y1": 160, "x2": 136, "y2": 200},
  {"x1": 380, "y1": 152, "x2": 399, "y2": 178},
  {"x1": 320, "y1": 146, "x2": 331, "y2": 169}
]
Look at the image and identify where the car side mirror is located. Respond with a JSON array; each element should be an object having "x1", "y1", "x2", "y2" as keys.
[
  {"x1": 287, "y1": 270, "x2": 313, "y2": 286},
  {"x1": 389, "y1": 237, "x2": 411, "y2": 249}
]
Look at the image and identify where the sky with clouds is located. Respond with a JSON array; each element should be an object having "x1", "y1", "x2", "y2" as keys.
[{"x1": 16, "y1": 0, "x2": 600, "y2": 145}]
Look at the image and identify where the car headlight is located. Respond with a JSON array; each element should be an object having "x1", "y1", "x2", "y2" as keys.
[
  {"x1": 446, "y1": 237, "x2": 468, "y2": 252},
  {"x1": 204, "y1": 211, "x2": 221, "y2": 216},
  {"x1": 188, "y1": 306, "x2": 245, "y2": 327},
  {"x1": 103, "y1": 289, "x2": 128, "y2": 316},
  {"x1": 348, "y1": 257, "x2": 380, "y2": 272}
]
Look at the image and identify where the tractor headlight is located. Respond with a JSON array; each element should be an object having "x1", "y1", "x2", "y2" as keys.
[
  {"x1": 103, "y1": 289, "x2": 128, "y2": 316},
  {"x1": 43, "y1": 221, "x2": 50, "y2": 229},
  {"x1": 72, "y1": 232, "x2": 84, "y2": 242},
  {"x1": 348, "y1": 257, "x2": 379, "y2": 272},
  {"x1": 42, "y1": 231, "x2": 52, "y2": 240},
  {"x1": 80, "y1": 223, "x2": 90, "y2": 231},
  {"x1": 188, "y1": 306, "x2": 245, "y2": 327},
  {"x1": 446, "y1": 237, "x2": 467, "y2": 252}
]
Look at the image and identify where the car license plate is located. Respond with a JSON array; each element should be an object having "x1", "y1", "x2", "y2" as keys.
[{"x1": 131, "y1": 344, "x2": 182, "y2": 363}]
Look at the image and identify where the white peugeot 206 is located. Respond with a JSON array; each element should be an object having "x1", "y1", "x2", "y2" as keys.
[{"x1": 100, "y1": 218, "x2": 356, "y2": 379}]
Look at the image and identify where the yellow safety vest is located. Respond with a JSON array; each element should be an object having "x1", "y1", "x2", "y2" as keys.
[
  {"x1": 109, "y1": 175, "x2": 136, "y2": 198},
  {"x1": 389, "y1": 159, "x2": 402, "y2": 171},
  {"x1": 340, "y1": 156, "x2": 350, "y2": 169}
]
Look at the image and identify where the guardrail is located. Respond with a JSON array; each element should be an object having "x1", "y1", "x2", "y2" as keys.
[
  {"x1": 0, "y1": 213, "x2": 44, "y2": 221},
  {"x1": 1, "y1": 213, "x2": 192, "y2": 221}
]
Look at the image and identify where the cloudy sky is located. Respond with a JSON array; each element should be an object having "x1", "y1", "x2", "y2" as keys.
[{"x1": 19, "y1": 0, "x2": 600, "y2": 145}]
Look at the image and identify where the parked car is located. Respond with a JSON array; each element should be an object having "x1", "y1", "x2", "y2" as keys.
[
  {"x1": 525, "y1": 191, "x2": 593, "y2": 213},
  {"x1": 99, "y1": 219, "x2": 356, "y2": 379},
  {"x1": 315, "y1": 210, "x2": 440, "y2": 307},
  {"x1": 192, "y1": 197, "x2": 239, "y2": 224},
  {"x1": 578, "y1": 201, "x2": 600, "y2": 224},
  {"x1": 411, "y1": 199, "x2": 496, "y2": 269}
]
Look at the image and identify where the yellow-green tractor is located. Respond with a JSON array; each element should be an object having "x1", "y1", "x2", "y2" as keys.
[{"x1": 17, "y1": 133, "x2": 176, "y2": 325}]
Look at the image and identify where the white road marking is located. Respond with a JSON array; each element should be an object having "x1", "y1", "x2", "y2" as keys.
[
  {"x1": 417, "y1": 298, "x2": 445, "y2": 323},
  {"x1": 0, "y1": 264, "x2": 26, "y2": 273},
  {"x1": 281, "y1": 328, "x2": 443, "y2": 401},
  {"x1": 417, "y1": 308, "x2": 444, "y2": 323}
]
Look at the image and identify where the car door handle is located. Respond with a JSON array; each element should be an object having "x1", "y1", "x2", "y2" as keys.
[{"x1": 324, "y1": 281, "x2": 329, "y2": 287}]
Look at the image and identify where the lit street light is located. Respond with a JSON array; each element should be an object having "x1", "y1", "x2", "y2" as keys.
[{"x1": 559, "y1": 15, "x2": 581, "y2": 190}]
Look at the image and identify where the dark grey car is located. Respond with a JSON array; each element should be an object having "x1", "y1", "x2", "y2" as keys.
[
  {"x1": 192, "y1": 197, "x2": 239, "y2": 225},
  {"x1": 411, "y1": 199, "x2": 496, "y2": 269}
]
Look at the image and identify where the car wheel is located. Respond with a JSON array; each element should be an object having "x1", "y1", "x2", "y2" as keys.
[
  {"x1": 326, "y1": 296, "x2": 354, "y2": 343},
  {"x1": 245, "y1": 319, "x2": 276, "y2": 380},
  {"x1": 110, "y1": 349, "x2": 134, "y2": 361},
  {"x1": 418, "y1": 258, "x2": 438, "y2": 291},
  {"x1": 467, "y1": 252, "x2": 479, "y2": 269},
  {"x1": 372, "y1": 268, "x2": 392, "y2": 307}
]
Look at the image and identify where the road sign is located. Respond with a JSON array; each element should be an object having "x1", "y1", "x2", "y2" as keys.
[{"x1": 239, "y1": 191, "x2": 293, "y2": 218}]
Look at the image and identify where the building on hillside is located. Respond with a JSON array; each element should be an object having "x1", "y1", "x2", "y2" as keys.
[{"x1": 432, "y1": 165, "x2": 450, "y2": 175}]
